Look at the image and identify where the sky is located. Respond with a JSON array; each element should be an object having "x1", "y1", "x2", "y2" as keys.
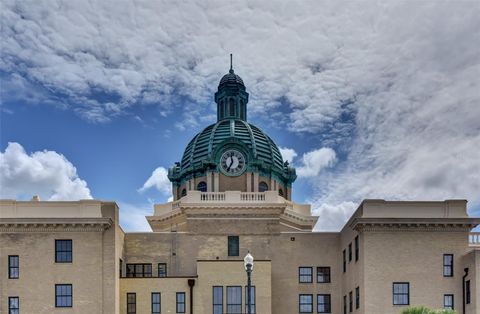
[{"x1": 1, "y1": 0, "x2": 479, "y2": 232}]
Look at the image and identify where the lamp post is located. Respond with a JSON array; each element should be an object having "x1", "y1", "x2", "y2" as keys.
[{"x1": 244, "y1": 252, "x2": 254, "y2": 314}]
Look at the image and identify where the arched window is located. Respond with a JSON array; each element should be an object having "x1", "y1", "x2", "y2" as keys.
[
  {"x1": 181, "y1": 189, "x2": 187, "y2": 197},
  {"x1": 259, "y1": 182, "x2": 268, "y2": 192},
  {"x1": 219, "y1": 100, "x2": 224, "y2": 118},
  {"x1": 278, "y1": 188, "x2": 284, "y2": 197},
  {"x1": 240, "y1": 100, "x2": 245, "y2": 120},
  {"x1": 229, "y1": 98, "x2": 235, "y2": 117},
  {"x1": 197, "y1": 181, "x2": 207, "y2": 192}
]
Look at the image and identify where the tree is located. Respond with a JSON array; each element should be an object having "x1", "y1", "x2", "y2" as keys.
[{"x1": 400, "y1": 307, "x2": 456, "y2": 314}]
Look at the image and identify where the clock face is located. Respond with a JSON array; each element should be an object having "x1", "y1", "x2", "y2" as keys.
[{"x1": 220, "y1": 149, "x2": 246, "y2": 176}]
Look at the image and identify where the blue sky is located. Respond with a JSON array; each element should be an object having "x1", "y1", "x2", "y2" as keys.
[{"x1": 1, "y1": 1, "x2": 479, "y2": 231}]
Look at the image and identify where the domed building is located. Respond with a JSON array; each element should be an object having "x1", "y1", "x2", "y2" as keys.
[{"x1": 168, "y1": 62, "x2": 296, "y2": 200}]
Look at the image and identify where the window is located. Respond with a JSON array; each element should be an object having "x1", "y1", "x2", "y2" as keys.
[
  {"x1": 229, "y1": 99, "x2": 235, "y2": 117},
  {"x1": 258, "y1": 182, "x2": 268, "y2": 192},
  {"x1": 393, "y1": 282, "x2": 409, "y2": 305},
  {"x1": 226, "y1": 286, "x2": 241, "y2": 314},
  {"x1": 228, "y1": 236, "x2": 239, "y2": 256},
  {"x1": 8, "y1": 255, "x2": 19, "y2": 279},
  {"x1": 444, "y1": 294, "x2": 454, "y2": 310},
  {"x1": 349, "y1": 291, "x2": 353, "y2": 312},
  {"x1": 317, "y1": 294, "x2": 331, "y2": 313},
  {"x1": 176, "y1": 292, "x2": 185, "y2": 313},
  {"x1": 316, "y1": 267, "x2": 330, "y2": 283},
  {"x1": 240, "y1": 100, "x2": 245, "y2": 120},
  {"x1": 355, "y1": 286, "x2": 360, "y2": 309},
  {"x1": 355, "y1": 236, "x2": 359, "y2": 262},
  {"x1": 55, "y1": 284, "x2": 73, "y2": 307},
  {"x1": 299, "y1": 294, "x2": 313, "y2": 313},
  {"x1": 443, "y1": 254, "x2": 453, "y2": 277},
  {"x1": 245, "y1": 285, "x2": 256, "y2": 313},
  {"x1": 343, "y1": 295, "x2": 347, "y2": 314},
  {"x1": 220, "y1": 100, "x2": 224, "y2": 118},
  {"x1": 299, "y1": 267, "x2": 313, "y2": 283},
  {"x1": 466, "y1": 280, "x2": 471, "y2": 304},
  {"x1": 278, "y1": 188, "x2": 284, "y2": 197},
  {"x1": 213, "y1": 286, "x2": 223, "y2": 314},
  {"x1": 348, "y1": 243, "x2": 352, "y2": 262},
  {"x1": 9, "y1": 297, "x2": 19, "y2": 314},
  {"x1": 181, "y1": 189, "x2": 187, "y2": 197},
  {"x1": 158, "y1": 263, "x2": 167, "y2": 277},
  {"x1": 197, "y1": 181, "x2": 207, "y2": 192},
  {"x1": 127, "y1": 293, "x2": 136, "y2": 314},
  {"x1": 343, "y1": 250, "x2": 346, "y2": 273},
  {"x1": 152, "y1": 293, "x2": 161, "y2": 314},
  {"x1": 55, "y1": 240, "x2": 72, "y2": 263},
  {"x1": 120, "y1": 259, "x2": 123, "y2": 278},
  {"x1": 126, "y1": 263, "x2": 152, "y2": 278}
]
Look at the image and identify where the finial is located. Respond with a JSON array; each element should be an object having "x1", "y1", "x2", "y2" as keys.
[{"x1": 229, "y1": 53, "x2": 234, "y2": 73}]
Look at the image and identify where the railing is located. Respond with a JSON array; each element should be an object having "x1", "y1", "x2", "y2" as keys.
[
  {"x1": 200, "y1": 192, "x2": 225, "y2": 201},
  {"x1": 469, "y1": 232, "x2": 480, "y2": 246},
  {"x1": 240, "y1": 192, "x2": 266, "y2": 201}
]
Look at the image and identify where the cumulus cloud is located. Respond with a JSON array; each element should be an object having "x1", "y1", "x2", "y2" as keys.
[
  {"x1": 297, "y1": 148, "x2": 336, "y2": 178},
  {"x1": 118, "y1": 201, "x2": 152, "y2": 232},
  {"x1": 138, "y1": 167, "x2": 171, "y2": 195},
  {"x1": 0, "y1": 142, "x2": 92, "y2": 200},
  {"x1": 279, "y1": 147, "x2": 297, "y2": 163},
  {"x1": 312, "y1": 201, "x2": 357, "y2": 232}
]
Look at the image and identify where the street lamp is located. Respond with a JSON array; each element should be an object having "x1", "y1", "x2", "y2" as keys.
[{"x1": 244, "y1": 252, "x2": 254, "y2": 314}]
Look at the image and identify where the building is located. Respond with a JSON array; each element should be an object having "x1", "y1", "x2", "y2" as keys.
[{"x1": 1, "y1": 62, "x2": 480, "y2": 314}]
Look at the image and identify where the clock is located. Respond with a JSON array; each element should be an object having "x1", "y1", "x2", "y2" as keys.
[{"x1": 220, "y1": 149, "x2": 246, "y2": 176}]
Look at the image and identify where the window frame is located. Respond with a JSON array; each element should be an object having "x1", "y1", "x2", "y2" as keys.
[
  {"x1": 8, "y1": 255, "x2": 19, "y2": 279},
  {"x1": 152, "y1": 292, "x2": 161, "y2": 314},
  {"x1": 55, "y1": 239, "x2": 72, "y2": 263},
  {"x1": 226, "y1": 286, "x2": 242, "y2": 314},
  {"x1": 317, "y1": 294, "x2": 331, "y2": 313},
  {"x1": 176, "y1": 292, "x2": 186, "y2": 313},
  {"x1": 299, "y1": 294, "x2": 313, "y2": 313},
  {"x1": 9, "y1": 296, "x2": 19, "y2": 314},
  {"x1": 258, "y1": 181, "x2": 268, "y2": 192},
  {"x1": 55, "y1": 284, "x2": 73, "y2": 308},
  {"x1": 127, "y1": 292, "x2": 136, "y2": 314},
  {"x1": 213, "y1": 286, "x2": 223, "y2": 314},
  {"x1": 244, "y1": 285, "x2": 256, "y2": 314},
  {"x1": 126, "y1": 263, "x2": 153, "y2": 278},
  {"x1": 228, "y1": 236, "x2": 239, "y2": 257},
  {"x1": 316, "y1": 267, "x2": 331, "y2": 283},
  {"x1": 354, "y1": 236, "x2": 359, "y2": 262},
  {"x1": 444, "y1": 294, "x2": 454, "y2": 310},
  {"x1": 158, "y1": 263, "x2": 167, "y2": 278},
  {"x1": 299, "y1": 267, "x2": 313, "y2": 283},
  {"x1": 443, "y1": 254, "x2": 454, "y2": 277},
  {"x1": 392, "y1": 282, "x2": 410, "y2": 305}
]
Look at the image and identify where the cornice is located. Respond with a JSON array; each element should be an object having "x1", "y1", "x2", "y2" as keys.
[
  {"x1": 0, "y1": 218, "x2": 113, "y2": 233},
  {"x1": 351, "y1": 217, "x2": 480, "y2": 232}
]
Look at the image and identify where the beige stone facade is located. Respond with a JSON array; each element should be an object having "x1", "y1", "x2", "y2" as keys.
[{"x1": 1, "y1": 196, "x2": 479, "y2": 314}]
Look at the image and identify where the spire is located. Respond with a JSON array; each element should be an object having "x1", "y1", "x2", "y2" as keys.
[{"x1": 230, "y1": 53, "x2": 234, "y2": 73}]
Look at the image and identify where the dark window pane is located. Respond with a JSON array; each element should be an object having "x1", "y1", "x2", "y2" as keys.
[
  {"x1": 55, "y1": 240, "x2": 72, "y2": 262},
  {"x1": 55, "y1": 284, "x2": 72, "y2": 307},
  {"x1": 228, "y1": 236, "x2": 239, "y2": 256}
]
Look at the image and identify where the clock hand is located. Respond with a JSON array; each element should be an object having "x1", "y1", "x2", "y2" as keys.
[{"x1": 227, "y1": 158, "x2": 233, "y2": 171}]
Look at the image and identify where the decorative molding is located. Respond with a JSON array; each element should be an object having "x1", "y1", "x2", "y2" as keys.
[{"x1": 0, "y1": 218, "x2": 112, "y2": 232}]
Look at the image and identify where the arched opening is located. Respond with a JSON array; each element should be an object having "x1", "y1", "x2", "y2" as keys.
[
  {"x1": 181, "y1": 189, "x2": 187, "y2": 197},
  {"x1": 240, "y1": 100, "x2": 245, "y2": 120},
  {"x1": 229, "y1": 98, "x2": 235, "y2": 117},
  {"x1": 197, "y1": 181, "x2": 207, "y2": 192},
  {"x1": 278, "y1": 188, "x2": 284, "y2": 197},
  {"x1": 259, "y1": 181, "x2": 268, "y2": 192},
  {"x1": 219, "y1": 100, "x2": 224, "y2": 118}
]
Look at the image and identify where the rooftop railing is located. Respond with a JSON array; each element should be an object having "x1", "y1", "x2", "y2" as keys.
[{"x1": 469, "y1": 232, "x2": 480, "y2": 246}]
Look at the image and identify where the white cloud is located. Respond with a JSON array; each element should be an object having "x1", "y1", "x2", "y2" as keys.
[
  {"x1": 118, "y1": 201, "x2": 152, "y2": 232},
  {"x1": 312, "y1": 201, "x2": 357, "y2": 232},
  {"x1": 0, "y1": 142, "x2": 92, "y2": 200},
  {"x1": 279, "y1": 147, "x2": 297, "y2": 163},
  {"x1": 138, "y1": 167, "x2": 171, "y2": 195},
  {"x1": 297, "y1": 148, "x2": 336, "y2": 178}
]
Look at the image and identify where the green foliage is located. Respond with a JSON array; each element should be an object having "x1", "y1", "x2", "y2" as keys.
[{"x1": 400, "y1": 307, "x2": 456, "y2": 314}]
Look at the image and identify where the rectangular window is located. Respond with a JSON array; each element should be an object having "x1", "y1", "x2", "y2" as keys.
[
  {"x1": 343, "y1": 295, "x2": 347, "y2": 314},
  {"x1": 393, "y1": 282, "x2": 409, "y2": 305},
  {"x1": 466, "y1": 280, "x2": 471, "y2": 304},
  {"x1": 348, "y1": 243, "x2": 352, "y2": 262},
  {"x1": 443, "y1": 254, "x2": 453, "y2": 277},
  {"x1": 55, "y1": 284, "x2": 73, "y2": 307},
  {"x1": 317, "y1": 294, "x2": 331, "y2": 313},
  {"x1": 176, "y1": 292, "x2": 185, "y2": 313},
  {"x1": 316, "y1": 267, "x2": 330, "y2": 283},
  {"x1": 444, "y1": 294, "x2": 454, "y2": 310},
  {"x1": 55, "y1": 240, "x2": 72, "y2": 263},
  {"x1": 299, "y1": 294, "x2": 313, "y2": 313},
  {"x1": 299, "y1": 267, "x2": 313, "y2": 283},
  {"x1": 9, "y1": 297, "x2": 19, "y2": 314},
  {"x1": 245, "y1": 286, "x2": 256, "y2": 314},
  {"x1": 355, "y1": 286, "x2": 360, "y2": 309},
  {"x1": 213, "y1": 286, "x2": 223, "y2": 314},
  {"x1": 355, "y1": 236, "x2": 359, "y2": 262},
  {"x1": 152, "y1": 292, "x2": 161, "y2": 314},
  {"x1": 120, "y1": 259, "x2": 123, "y2": 278},
  {"x1": 126, "y1": 263, "x2": 152, "y2": 278},
  {"x1": 8, "y1": 255, "x2": 19, "y2": 279},
  {"x1": 158, "y1": 263, "x2": 167, "y2": 278},
  {"x1": 349, "y1": 291, "x2": 353, "y2": 312},
  {"x1": 343, "y1": 250, "x2": 346, "y2": 273},
  {"x1": 127, "y1": 293, "x2": 136, "y2": 314},
  {"x1": 226, "y1": 286, "x2": 241, "y2": 314},
  {"x1": 228, "y1": 236, "x2": 239, "y2": 256}
]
